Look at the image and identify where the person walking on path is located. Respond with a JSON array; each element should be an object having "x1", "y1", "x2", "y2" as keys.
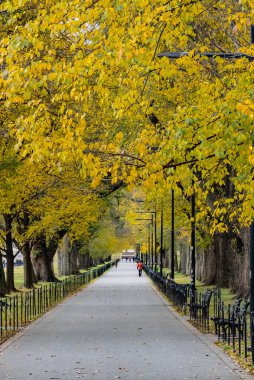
[{"x1": 137, "y1": 260, "x2": 143, "y2": 277}]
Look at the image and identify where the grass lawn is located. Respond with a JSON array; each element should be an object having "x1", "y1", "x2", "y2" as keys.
[
  {"x1": 5, "y1": 261, "x2": 59, "y2": 290},
  {"x1": 5, "y1": 260, "x2": 110, "y2": 291},
  {"x1": 162, "y1": 269, "x2": 236, "y2": 307},
  {"x1": 4, "y1": 266, "x2": 24, "y2": 289}
]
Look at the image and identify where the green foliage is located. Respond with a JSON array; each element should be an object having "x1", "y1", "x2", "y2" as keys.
[{"x1": 0, "y1": 0, "x2": 254, "y2": 242}]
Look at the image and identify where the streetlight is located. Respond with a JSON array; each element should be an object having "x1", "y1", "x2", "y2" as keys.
[
  {"x1": 171, "y1": 189, "x2": 175, "y2": 280},
  {"x1": 134, "y1": 223, "x2": 150, "y2": 264},
  {"x1": 145, "y1": 224, "x2": 151, "y2": 265},
  {"x1": 190, "y1": 191, "x2": 196, "y2": 293},
  {"x1": 160, "y1": 205, "x2": 164, "y2": 276},
  {"x1": 136, "y1": 210, "x2": 157, "y2": 270},
  {"x1": 135, "y1": 217, "x2": 153, "y2": 268},
  {"x1": 158, "y1": 25, "x2": 254, "y2": 358},
  {"x1": 131, "y1": 199, "x2": 158, "y2": 269},
  {"x1": 136, "y1": 243, "x2": 141, "y2": 260}
]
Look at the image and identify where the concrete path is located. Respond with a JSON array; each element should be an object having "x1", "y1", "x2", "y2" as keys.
[{"x1": 0, "y1": 262, "x2": 253, "y2": 380}]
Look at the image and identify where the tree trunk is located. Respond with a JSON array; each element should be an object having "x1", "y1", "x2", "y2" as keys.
[
  {"x1": 23, "y1": 242, "x2": 36, "y2": 288},
  {"x1": 57, "y1": 235, "x2": 68, "y2": 277},
  {"x1": 16, "y1": 212, "x2": 37, "y2": 288},
  {"x1": 0, "y1": 254, "x2": 7, "y2": 296},
  {"x1": 174, "y1": 249, "x2": 179, "y2": 272},
  {"x1": 90, "y1": 257, "x2": 99, "y2": 266},
  {"x1": 213, "y1": 233, "x2": 231, "y2": 287},
  {"x1": 6, "y1": 253, "x2": 15, "y2": 291},
  {"x1": 78, "y1": 252, "x2": 90, "y2": 270},
  {"x1": 4, "y1": 214, "x2": 16, "y2": 292},
  {"x1": 229, "y1": 228, "x2": 249, "y2": 297},
  {"x1": 70, "y1": 243, "x2": 80, "y2": 274},
  {"x1": 199, "y1": 229, "x2": 249, "y2": 297},
  {"x1": 186, "y1": 246, "x2": 191, "y2": 276},
  {"x1": 196, "y1": 246, "x2": 202, "y2": 282},
  {"x1": 57, "y1": 234, "x2": 80, "y2": 276},
  {"x1": 162, "y1": 250, "x2": 169, "y2": 269},
  {"x1": 32, "y1": 235, "x2": 58, "y2": 282},
  {"x1": 179, "y1": 241, "x2": 189, "y2": 275},
  {"x1": 202, "y1": 246, "x2": 216, "y2": 285},
  {"x1": 32, "y1": 253, "x2": 57, "y2": 282},
  {"x1": 203, "y1": 178, "x2": 249, "y2": 295}
]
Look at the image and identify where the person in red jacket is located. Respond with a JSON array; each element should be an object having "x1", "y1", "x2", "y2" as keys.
[{"x1": 137, "y1": 261, "x2": 143, "y2": 277}]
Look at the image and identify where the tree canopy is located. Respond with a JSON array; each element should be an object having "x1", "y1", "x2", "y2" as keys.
[{"x1": 0, "y1": 0, "x2": 254, "y2": 237}]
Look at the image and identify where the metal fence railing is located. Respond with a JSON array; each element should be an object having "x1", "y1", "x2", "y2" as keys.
[
  {"x1": 143, "y1": 264, "x2": 253, "y2": 363},
  {"x1": 0, "y1": 261, "x2": 114, "y2": 343}
]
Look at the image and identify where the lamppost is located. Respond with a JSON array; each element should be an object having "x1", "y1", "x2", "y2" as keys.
[
  {"x1": 190, "y1": 191, "x2": 196, "y2": 294},
  {"x1": 135, "y1": 217, "x2": 153, "y2": 268},
  {"x1": 136, "y1": 210, "x2": 157, "y2": 270},
  {"x1": 136, "y1": 243, "x2": 141, "y2": 260},
  {"x1": 171, "y1": 189, "x2": 175, "y2": 280},
  {"x1": 160, "y1": 205, "x2": 164, "y2": 276},
  {"x1": 158, "y1": 25, "x2": 254, "y2": 358},
  {"x1": 147, "y1": 225, "x2": 150, "y2": 265}
]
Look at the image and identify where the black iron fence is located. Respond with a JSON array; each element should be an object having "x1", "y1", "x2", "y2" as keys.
[
  {"x1": 143, "y1": 265, "x2": 254, "y2": 363},
  {"x1": 0, "y1": 262, "x2": 114, "y2": 343}
]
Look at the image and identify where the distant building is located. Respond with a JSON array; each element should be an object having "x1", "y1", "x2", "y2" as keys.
[
  {"x1": 122, "y1": 249, "x2": 135, "y2": 259},
  {"x1": 2, "y1": 247, "x2": 23, "y2": 267}
]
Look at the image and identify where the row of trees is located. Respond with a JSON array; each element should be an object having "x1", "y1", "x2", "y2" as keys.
[
  {"x1": 0, "y1": 1, "x2": 254, "y2": 295},
  {"x1": 0, "y1": 147, "x2": 132, "y2": 294}
]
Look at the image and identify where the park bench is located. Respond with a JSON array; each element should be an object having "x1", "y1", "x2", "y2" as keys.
[
  {"x1": 211, "y1": 298, "x2": 241, "y2": 337},
  {"x1": 166, "y1": 280, "x2": 189, "y2": 309},
  {"x1": 211, "y1": 299, "x2": 249, "y2": 341},
  {"x1": 189, "y1": 289, "x2": 213, "y2": 329}
]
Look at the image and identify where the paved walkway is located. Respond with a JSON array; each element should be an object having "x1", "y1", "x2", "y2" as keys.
[{"x1": 0, "y1": 262, "x2": 253, "y2": 380}]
